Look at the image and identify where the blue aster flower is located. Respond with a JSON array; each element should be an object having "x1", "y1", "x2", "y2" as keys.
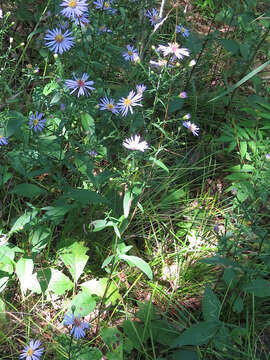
[
  {"x1": 63, "y1": 313, "x2": 89, "y2": 339},
  {"x1": 176, "y1": 24, "x2": 190, "y2": 37},
  {"x1": 60, "y1": 0, "x2": 88, "y2": 19},
  {"x1": 117, "y1": 90, "x2": 143, "y2": 117},
  {"x1": 44, "y1": 28, "x2": 74, "y2": 54},
  {"x1": 0, "y1": 135, "x2": 8, "y2": 146},
  {"x1": 98, "y1": 97, "x2": 119, "y2": 114},
  {"x1": 136, "y1": 84, "x2": 146, "y2": 95},
  {"x1": 29, "y1": 112, "x2": 47, "y2": 132},
  {"x1": 97, "y1": 25, "x2": 112, "y2": 35},
  {"x1": 20, "y1": 339, "x2": 44, "y2": 360},
  {"x1": 122, "y1": 45, "x2": 139, "y2": 62},
  {"x1": 65, "y1": 73, "x2": 95, "y2": 97},
  {"x1": 93, "y1": 0, "x2": 116, "y2": 13},
  {"x1": 145, "y1": 8, "x2": 161, "y2": 26},
  {"x1": 72, "y1": 12, "x2": 89, "y2": 26}
]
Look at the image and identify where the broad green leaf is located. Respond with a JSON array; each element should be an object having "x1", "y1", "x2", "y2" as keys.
[
  {"x1": 213, "y1": 323, "x2": 232, "y2": 352},
  {"x1": 136, "y1": 301, "x2": 160, "y2": 322},
  {"x1": 80, "y1": 277, "x2": 120, "y2": 305},
  {"x1": 38, "y1": 268, "x2": 73, "y2": 295},
  {"x1": 172, "y1": 350, "x2": 199, "y2": 360},
  {"x1": 209, "y1": 59, "x2": 270, "y2": 102},
  {"x1": 243, "y1": 279, "x2": 270, "y2": 297},
  {"x1": 6, "y1": 111, "x2": 26, "y2": 137},
  {"x1": 232, "y1": 296, "x2": 244, "y2": 313},
  {"x1": 43, "y1": 81, "x2": 59, "y2": 96},
  {"x1": 67, "y1": 188, "x2": 107, "y2": 204},
  {"x1": 11, "y1": 184, "x2": 47, "y2": 198},
  {"x1": 168, "y1": 97, "x2": 184, "y2": 114},
  {"x1": 170, "y1": 321, "x2": 221, "y2": 347},
  {"x1": 123, "y1": 320, "x2": 149, "y2": 350},
  {"x1": 9, "y1": 211, "x2": 38, "y2": 235},
  {"x1": 69, "y1": 290, "x2": 96, "y2": 316},
  {"x1": 81, "y1": 113, "x2": 95, "y2": 135},
  {"x1": 60, "y1": 242, "x2": 89, "y2": 283},
  {"x1": 30, "y1": 226, "x2": 51, "y2": 254},
  {"x1": 101, "y1": 327, "x2": 123, "y2": 348},
  {"x1": 74, "y1": 347, "x2": 102, "y2": 360},
  {"x1": 15, "y1": 257, "x2": 34, "y2": 295},
  {"x1": 149, "y1": 157, "x2": 169, "y2": 174},
  {"x1": 27, "y1": 272, "x2": 41, "y2": 294},
  {"x1": 0, "y1": 297, "x2": 7, "y2": 328},
  {"x1": 119, "y1": 255, "x2": 153, "y2": 280},
  {"x1": 151, "y1": 319, "x2": 179, "y2": 346},
  {"x1": 202, "y1": 285, "x2": 221, "y2": 321},
  {"x1": 160, "y1": 188, "x2": 186, "y2": 205},
  {"x1": 218, "y1": 39, "x2": 239, "y2": 55},
  {"x1": 239, "y1": 141, "x2": 247, "y2": 159},
  {"x1": 123, "y1": 190, "x2": 133, "y2": 218}
]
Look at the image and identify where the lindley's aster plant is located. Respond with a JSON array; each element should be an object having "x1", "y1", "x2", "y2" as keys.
[
  {"x1": 145, "y1": 8, "x2": 161, "y2": 26},
  {"x1": 98, "y1": 97, "x2": 119, "y2": 114},
  {"x1": 60, "y1": 0, "x2": 88, "y2": 19},
  {"x1": 123, "y1": 135, "x2": 149, "y2": 152},
  {"x1": 20, "y1": 339, "x2": 44, "y2": 360},
  {"x1": 44, "y1": 28, "x2": 74, "y2": 54},
  {"x1": 65, "y1": 73, "x2": 95, "y2": 97},
  {"x1": 117, "y1": 90, "x2": 143, "y2": 117},
  {"x1": 63, "y1": 313, "x2": 90, "y2": 339},
  {"x1": 29, "y1": 112, "x2": 47, "y2": 132}
]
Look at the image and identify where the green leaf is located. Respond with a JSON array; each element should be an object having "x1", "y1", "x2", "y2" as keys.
[
  {"x1": 9, "y1": 210, "x2": 38, "y2": 235},
  {"x1": 30, "y1": 226, "x2": 51, "y2": 254},
  {"x1": 81, "y1": 113, "x2": 95, "y2": 135},
  {"x1": 149, "y1": 157, "x2": 169, "y2": 174},
  {"x1": 74, "y1": 347, "x2": 102, "y2": 360},
  {"x1": 37, "y1": 268, "x2": 73, "y2": 295},
  {"x1": 243, "y1": 279, "x2": 270, "y2": 297},
  {"x1": 218, "y1": 39, "x2": 239, "y2": 55},
  {"x1": 6, "y1": 111, "x2": 26, "y2": 137},
  {"x1": 69, "y1": 290, "x2": 96, "y2": 317},
  {"x1": 239, "y1": 141, "x2": 247, "y2": 159},
  {"x1": 202, "y1": 285, "x2": 221, "y2": 321},
  {"x1": 43, "y1": 81, "x2": 59, "y2": 96},
  {"x1": 80, "y1": 277, "x2": 120, "y2": 305},
  {"x1": 0, "y1": 297, "x2": 7, "y2": 329},
  {"x1": 168, "y1": 97, "x2": 184, "y2": 114},
  {"x1": 170, "y1": 321, "x2": 221, "y2": 348},
  {"x1": 101, "y1": 327, "x2": 123, "y2": 349},
  {"x1": 123, "y1": 190, "x2": 133, "y2": 218},
  {"x1": 67, "y1": 188, "x2": 107, "y2": 204},
  {"x1": 172, "y1": 350, "x2": 199, "y2": 360},
  {"x1": 209, "y1": 59, "x2": 270, "y2": 102},
  {"x1": 119, "y1": 255, "x2": 153, "y2": 280},
  {"x1": 60, "y1": 242, "x2": 89, "y2": 283},
  {"x1": 11, "y1": 183, "x2": 47, "y2": 198},
  {"x1": 15, "y1": 257, "x2": 34, "y2": 295},
  {"x1": 151, "y1": 319, "x2": 179, "y2": 346},
  {"x1": 123, "y1": 320, "x2": 149, "y2": 350}
]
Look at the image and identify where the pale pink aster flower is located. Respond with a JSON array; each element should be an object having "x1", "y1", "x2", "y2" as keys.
[
  {"x1": 123, "y1": 135, "x2": 149, "y2": 152},
  {"x1": 157, "y1": 42, "x2": 190, "y2": 60},
  {"x1": 136, "y1": 84, "x2": 147, "y2": 94},
  {"x1": 183, "y1": 120, "x2": 199, "y2": 136}
]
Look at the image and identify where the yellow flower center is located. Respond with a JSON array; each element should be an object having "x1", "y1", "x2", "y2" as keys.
[
  {"x1": 124, "y1": 98, "x2": 132, "y2": 106},
  {"x1": 33, "y1": 119, "x2": 39, "y2": 126},
  {"x1": 26, "y1": 349, "x2": 34, "y2": 356},
  {"x1": 107, "y1": 104, "x2": 114, "y2": 110},
  {"x1": 0, "y1": 135, "x2": 2, "y2": 139},
  {"x1": 127, "y1": 50, "x2": 133, "y2": 56},
  {"x1": 104, "y1": 2, "x2": 110, "y2": 8},
  {"x1": 181, "y1": 27, "x2": 185, "y2": 33},
  {"x1": 68, "y1": 0, "x2": 77, "y2": 8},
  {"x1": 55, "y1": 34, "x2": 64, "y2": 43}
]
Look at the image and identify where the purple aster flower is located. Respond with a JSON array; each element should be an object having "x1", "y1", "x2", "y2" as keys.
[
  {"x1": 179, "y1": 91, "x2": 187, "y2": 99},
  {"x1": 157, "y1": 42, "x2": 190, "y2": 60},
  {"x1": 44, "y1": 28, "x2": 74, "y2": 54},
  {"x1": 176, "y1": 24, "x2": 190, "y2": 37},
  {"x1": 60, "y1": 103, "x2": 66, "y2": 111},
  {"x1": 266, "y1": 154, "x2": 270, "y2": 161},
  {"x1": 87, "y1": 150, "x2": 98, "y2": 158},
  {"x1": 117, "y1": 90, "x2": 143, "y2": 117},
  {"x1": 60, "y1": 0, "x2": 88, "y2": 19},
  {"x1": 183, "y1": 120, "x2": 199, "y2": 136},
  {"x1": 0, "y1": 135, "x2": 8, "y2": 146},
  {"x1": 122, "y1": 45, "x2": 139, "y2": 62},
  {"x1": 20, "y1": 339, "x2": 44, "y2": 360},
  {"x1": 136, "y1": 84, "x2": 146, "y2": 95},
  {"x1": 93, "y1": 0, "x2": 116, "y2": 13},
  {"x1": 97, "y1": 25, "x2": 112, "y2": 34},
  {"x1": 145, "y1": 8, "x2": 161, "y2": 26},
  {"x1": 123, "y1": 135, "x2": 149, "y2": 152},
  {"x1": 65, "y1": 73, "x2": 95, "y2": 97},
  {"x1": 63, "y1": 313, "x2": 89, "y2": 339},
  {"x1": 29, "y1": 112, "x2": 47, "y2": 132},
  {"x1": 98, "y1": 97, "x2": 119, "y2": 114},
  {"x1": 72, "y1": 12, "x2": 89, "y2": 26}
]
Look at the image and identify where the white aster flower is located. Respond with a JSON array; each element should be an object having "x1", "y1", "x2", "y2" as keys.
[
  {"x1": 157, "y1": 42, "x2": 190, "y2": 60},
  {"x1": 123, "y1": 135, "x2": 149, "y2": 152},
  {"x1": 117, "y1": 90, "x2": 143, "y2": 117}
]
